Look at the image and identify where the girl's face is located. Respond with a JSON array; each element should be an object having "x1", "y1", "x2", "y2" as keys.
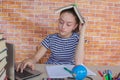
[{"x1": 58, "y1": 12, "x2": 78, "y2": 38}]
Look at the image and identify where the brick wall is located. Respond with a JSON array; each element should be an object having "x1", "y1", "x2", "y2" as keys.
[{"x1": 0, "y1": 0, "x2": 120, "y2": 66}]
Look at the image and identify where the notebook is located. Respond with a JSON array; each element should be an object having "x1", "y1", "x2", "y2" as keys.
[
  {"x1": 46, "y1": 65, "x2": 96, "y2": 78},
  {"x1": 6, "y1": 43, "x2": 41, "y2": 80}
]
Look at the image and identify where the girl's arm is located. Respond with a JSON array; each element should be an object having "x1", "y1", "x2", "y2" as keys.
[
  {"x1": 75, "y1": 21, "x2": 87, "y2": 65},
  {"x1": 16, "y1": 45, "x2": 47, "y2": 72},
  {"x1": 32, "y1": 45, "x2": 48, "y2": 63}
]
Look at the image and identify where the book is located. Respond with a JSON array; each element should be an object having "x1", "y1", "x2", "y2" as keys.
[
  {"x1": 46, "y1": 65, "x2": 96, "y2": 78},
  {"x1": 55, "y1": 4, "x2": 85, "y2": 24},
  {"x1": 0, "y1": 68, "x2": 5, "y2": 76},
  {"x1": 0, "y1": 33, "x2": 7, "y2": 80},
  {"x1": 0, "y1": 49, "x2": 7, "y2": 61},
  {"x1": 0, "y1": 39, "x2": 7, "y2": 53},
  {"x1": 0, "y1": 33, "x2": 3, "y2": 40},
  {"x1": 0, "y1": 69, "x2": 6, "y2": 80},
  {"x1": 0, "y1": 58, "x2": 7, "y2": 71}
]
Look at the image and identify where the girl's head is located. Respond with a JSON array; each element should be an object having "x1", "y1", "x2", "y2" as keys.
[{"x1": 58, "y1": 8, "x2": 80, "y2": 38}]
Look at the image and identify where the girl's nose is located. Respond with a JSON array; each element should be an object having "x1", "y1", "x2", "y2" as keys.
[{"x1": 62, "y1": 24, "x2": 66, "y2": 29}]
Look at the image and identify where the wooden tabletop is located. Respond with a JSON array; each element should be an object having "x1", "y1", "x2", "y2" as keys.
[{"x1": 28, "y1": 64, "x2": 120, "y2": 80}]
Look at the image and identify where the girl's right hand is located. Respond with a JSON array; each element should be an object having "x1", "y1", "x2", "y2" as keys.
[
  {"x1": 16, "y1": 58, "x2": 35, "y2": 73},
  {"x1": 79, "y1": 18, "x2": 87, "y2": 34}
]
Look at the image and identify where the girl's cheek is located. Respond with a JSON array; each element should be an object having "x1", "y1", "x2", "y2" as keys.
[{"x1": 58, "y1": 26, "x2": 61, "y2": 30}]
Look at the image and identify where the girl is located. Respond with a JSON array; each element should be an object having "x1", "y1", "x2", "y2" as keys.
[{"x1": 16, "y1": 7, "x2": 87, "y2": 73}]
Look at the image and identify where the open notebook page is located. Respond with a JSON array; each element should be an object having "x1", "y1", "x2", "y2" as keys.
[{"x1": 46, "y1": 65, "x2": 96, "y2": 78}]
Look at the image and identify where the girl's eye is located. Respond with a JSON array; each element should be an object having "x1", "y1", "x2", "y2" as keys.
[
  {"x1": 59, "y1": 21, "x2": 63, "y2": 24},
  {"x1": 67, "y1": 24, "x2": 71, "y2": 26},
  {"x1": 58, "y1": 19, "x2": 63, "y2": 24},
  {"x1": 58, "y1": 18, "x2": 65, "y2": 25}
]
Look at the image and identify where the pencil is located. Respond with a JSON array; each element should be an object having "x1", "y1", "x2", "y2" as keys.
[
  {"x1": 97, "y1": 70, "x2": 103, "y2": 77},
  {"x1": 63, "y1": 67, "x2": 76, "y2": 78}
]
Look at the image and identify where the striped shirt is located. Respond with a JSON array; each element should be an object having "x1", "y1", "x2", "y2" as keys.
[{"x1": 41, "y1": 32, "x2": 79, "y2": 65}]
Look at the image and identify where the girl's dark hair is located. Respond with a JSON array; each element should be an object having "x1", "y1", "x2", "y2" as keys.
[{"x1": 60, "y1": 8, "x2": 80, "y2": 33}]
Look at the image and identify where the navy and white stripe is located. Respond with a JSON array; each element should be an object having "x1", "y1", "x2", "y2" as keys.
[{"x1": 41, "y1": 32, "x2": 79, "y2": 65}]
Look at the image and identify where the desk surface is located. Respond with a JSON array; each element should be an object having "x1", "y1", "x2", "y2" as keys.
[{"x1": 28, "y1": 64, "x2": 120, "y2": 80}]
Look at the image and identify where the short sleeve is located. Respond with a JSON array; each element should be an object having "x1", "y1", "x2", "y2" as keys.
[
  {"x1": 41, "y1": 35, "x2": 50, "y2": 49},
  {"x1": 73, "y1": 32, "x2": 80, "y2": 42}
]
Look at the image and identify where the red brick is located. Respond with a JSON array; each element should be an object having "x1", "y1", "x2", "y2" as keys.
[
  {"x1": 2, "y1": 1, "x2": 15, "y2": 5},
  {"x1": 2, "y1": 9, "x2": 14, "y2": 12}
]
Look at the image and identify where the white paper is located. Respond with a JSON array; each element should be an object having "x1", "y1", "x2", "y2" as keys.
[{"x1": 46, "y1": 64, "x2": 96, "y2": 78}]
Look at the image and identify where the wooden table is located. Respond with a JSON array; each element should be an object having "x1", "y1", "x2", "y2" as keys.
[{"x1": 28, "y1": 64, "x2": 120, "y2": 80}]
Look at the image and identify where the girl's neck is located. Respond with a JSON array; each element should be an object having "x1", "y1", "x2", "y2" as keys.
[{"x1": 58, "y1": 33, "x2": 73, "y2": 39}]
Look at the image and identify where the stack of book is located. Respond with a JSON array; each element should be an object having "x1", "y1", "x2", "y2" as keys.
[{"x1": 0, "y1": 33, "x2": 8, "y2": 80}]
